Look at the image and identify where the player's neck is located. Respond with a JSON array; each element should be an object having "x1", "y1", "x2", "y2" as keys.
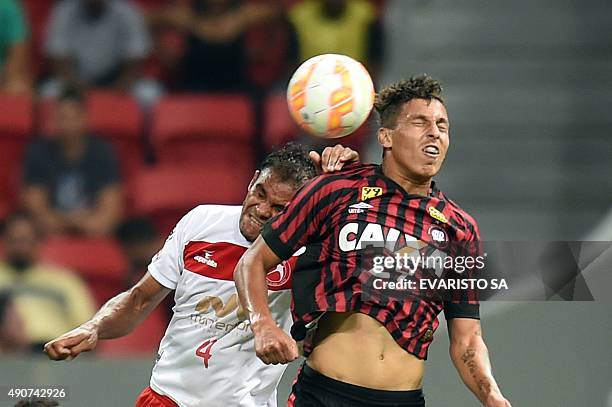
[{"x1": 381, "y1": 160, "x2": 432, "y2": 197}]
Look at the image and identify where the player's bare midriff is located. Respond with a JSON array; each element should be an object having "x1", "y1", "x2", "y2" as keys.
[{"x1": 307, "y1": 312, "x2": 425, "y2": 390}]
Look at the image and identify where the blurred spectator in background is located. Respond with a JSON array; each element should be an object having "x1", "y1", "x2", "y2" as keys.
[
  {"x1": 42, "y1": 0, "x2": 161, "y2": 106},
  {"x1": 0, "y1": 0, "x2": 32, "y2": 94},
  {"x1": 0, "y1": 212, "x2": 95, "y2": 350},
  {"x1": 22, "y1": 88, "x2": 123, "y2": 237},
  {"x1": 150, "y1": 0, "x2": 280, "y2": 91},
  {"x1": 115, "y1": 217, "x2": 173, "y2": 320},
  {"x1": 115, "y1": 217, "x2": 161, "y2": 287},
  {"x1": 288, "y1": 0, "x2": 383, "y2": 79},
  {"x1": 0, "y1": 290, "x2": 28, "y2": 354}
]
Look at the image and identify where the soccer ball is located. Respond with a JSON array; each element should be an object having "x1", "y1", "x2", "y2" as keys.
[{"x1": 287, "y1": 54, "x2": 375, "y2": 138}]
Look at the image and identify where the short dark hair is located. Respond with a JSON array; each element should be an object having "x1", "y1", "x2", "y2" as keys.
[
  {"x1": 58, "y1": 86, "x2": 85, "y2": 105},
  {"x1": 374, "y1": 75, "x2": 444, "y2": 129},
  {"x1": 260, "y1": 143, "x2": 317, "y2": 187}
]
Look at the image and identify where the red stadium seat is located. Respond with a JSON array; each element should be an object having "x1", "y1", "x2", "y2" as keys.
[
  {"x1": 130, "y1": 164, "x2": 251, "y2": 235},
  {"x1": 263, "y1": 92, "x2": 300, "y2": 150},
  {"x1": 0, "y1": 94, "x2": 34, "y2": 220},
  {"x1": 151, "y1": 94, "x2": 255, "y2": 170},
  {"x1": 39, "y1": 92, "x2": 145, "y2": 179},
  {"x1": 39, "y1": 236, "x2": 128, "y2": 306},
  {"x1": 87, "y1": 92, "x2": 145, "y2": 178},
  {"x1": 97, "y1": 307, "x2": 167, "y2": 356}
]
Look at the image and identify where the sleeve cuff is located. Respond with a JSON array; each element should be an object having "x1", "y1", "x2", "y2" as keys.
[
  {"x1": 261, "y1": 222, "x2": 294, "y2": 261},
  {"x1": 148, "y1": 266, "x2": 177, "y2": 290},
  {"x1": 444, "y1": 302, "x2": 480, "y2": 320}
]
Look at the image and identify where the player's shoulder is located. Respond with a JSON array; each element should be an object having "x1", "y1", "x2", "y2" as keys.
[
  {"x1": 183, "y1": 204, "x2": 242, "y2": 225},
  {"x1": 310, "y1": 163, "x2": 378, "y2": 190},
  {"x1": 439, "y1": 191, "x2": 480, "y2": 238}
]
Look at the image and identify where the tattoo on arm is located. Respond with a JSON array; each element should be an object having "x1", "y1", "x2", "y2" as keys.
[{"x1": 461, "y1": 347, "x2": 492, "y2": 395}]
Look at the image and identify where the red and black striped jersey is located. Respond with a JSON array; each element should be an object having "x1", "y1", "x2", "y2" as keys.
[{"x1": 262, "y1": 163, "x2": 481, "y2": 360}]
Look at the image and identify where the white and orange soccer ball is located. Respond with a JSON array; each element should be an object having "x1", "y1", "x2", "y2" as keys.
[{"x1": 287, "y1": 54, "x2": 375, "y2": 138}]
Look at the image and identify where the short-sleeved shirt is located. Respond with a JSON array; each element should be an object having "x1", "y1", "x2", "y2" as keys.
[
  {"x1": 23, "y1": 136, "x2": 120, "y2": 212},
  {"x1": 45, "y1": 0, "x2": 151, "y2": 83},
  {"x1": 148, "y1": 205, "x2": 295, "y2": 406},
  {"x1": 0, "y1": 0, "x2": 27, "y2": 69},
  {"x1": 262, "y1": 164, "x2": 481, "y2": 360}
]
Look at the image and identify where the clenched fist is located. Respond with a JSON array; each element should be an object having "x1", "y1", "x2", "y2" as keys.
[
  {"x1": 44, "y1": 325, "x2": 98, "y2": 361},
  {"x1": 252, "y1": 319, "x2": 298, "y2": 365}
]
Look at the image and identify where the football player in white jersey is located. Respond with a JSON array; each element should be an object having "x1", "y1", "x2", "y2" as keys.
[{"x1": 44, "y1": 143, "x2": 359, "y2": 407}]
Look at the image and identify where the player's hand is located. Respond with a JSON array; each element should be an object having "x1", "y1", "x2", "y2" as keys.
[
  {"x1": 310, "y1": 144, "x2": 360, "y2": 174},
  {"x1": 252, "y1": 319, "x2": 298, "y2": 365},
  {"x1": 484, "y1": 393, "x2": 512, "y2": 407},
  {"x1": 44, "y1": 324, "x2": 99, "y2": 361}
]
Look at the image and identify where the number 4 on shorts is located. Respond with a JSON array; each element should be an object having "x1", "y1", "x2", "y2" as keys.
[{"x1": 196, "y1": 339, "x2": 218, "y2": 368}]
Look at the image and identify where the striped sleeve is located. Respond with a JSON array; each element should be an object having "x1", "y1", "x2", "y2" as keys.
[
  {"x1": 262, "y1": 175, "x2": 334, "y2": 260},
  {"x1": 444, "y1": 219, "x2": 481, "y2": 320}
]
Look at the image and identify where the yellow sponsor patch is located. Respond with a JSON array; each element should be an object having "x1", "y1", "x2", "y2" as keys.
[
  {"x1": 428, "y1": 207, "x2": 448, "y2": 224},
  {"x1": 361, "y1": 186, "x2": 383, "y2": 201}
]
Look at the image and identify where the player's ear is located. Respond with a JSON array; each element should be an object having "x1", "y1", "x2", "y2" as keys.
[
  {"x1": 248, "y1": 170, "x2": 260, "y2": 190},
  {"x1": 378, "y1": 127, "x2": 393, "y2": 149}
]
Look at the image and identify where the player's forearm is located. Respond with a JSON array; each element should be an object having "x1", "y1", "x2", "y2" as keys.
[
  {"x1": 84, "y1": 286, "x2": 157, "y2": 340},
  {"x1": 234, "y1": 251, "x2": 275, "y2": 329},
  {"x1": 450, "y1": 337, "x2": 503, "y2": 405}
]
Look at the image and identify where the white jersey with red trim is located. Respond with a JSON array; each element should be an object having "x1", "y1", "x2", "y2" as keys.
[{"x1": 147, "y1": 205, "x2": 294, "y2": 407}]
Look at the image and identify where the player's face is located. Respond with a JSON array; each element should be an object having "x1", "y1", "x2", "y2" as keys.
[
  {"x1": 239, "y1": 169, "x2": 296, "y2": 242},
  {"x1": 379, "y1": 98, "x2": 450, "y2": 182}
]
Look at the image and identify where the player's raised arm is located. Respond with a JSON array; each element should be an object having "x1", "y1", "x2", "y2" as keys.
[
  {"x1": 44, "y1": 272, "x2": 170, "y2": 361},
  {"x1": 234, "y1": 237, "x2": 298, "y2": 365},
  {"x1": 448, "y1": 318, "x2": 512, "y2": 407}
]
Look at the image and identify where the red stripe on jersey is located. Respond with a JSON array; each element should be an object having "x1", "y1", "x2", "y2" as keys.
[
  {"x1": 183, "y1": 241, "x2": 294, "y2": 290},
  {"x1": 184, "y1": 241, "x2": 246, "y2": 281}
]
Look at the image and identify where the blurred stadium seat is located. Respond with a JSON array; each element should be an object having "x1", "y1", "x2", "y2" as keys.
[
  {"x1": 97, "y1": 307, "x2": 167, "y2": 356},
  {"x1": 86, "y1": 92, "x2": 145, "y2": 178},
  {"x1": 39, "y1": 92, "x2": 145, "y2": 179},
  {"x1": 0, "y1": 93, "x2": 34, "y2": 221},
  {"x1": 151, "y1": 94, "x2": 255, "y2": 169},
  {"x1": 263, "y1": 92, "x2": 300, "y2": 150},
  {"x1": 130, "y1": 164, "x2": 249, "y2": 235},
  {"x1": 39, "y1": 236, "x2": 128, "y2": 306}
]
